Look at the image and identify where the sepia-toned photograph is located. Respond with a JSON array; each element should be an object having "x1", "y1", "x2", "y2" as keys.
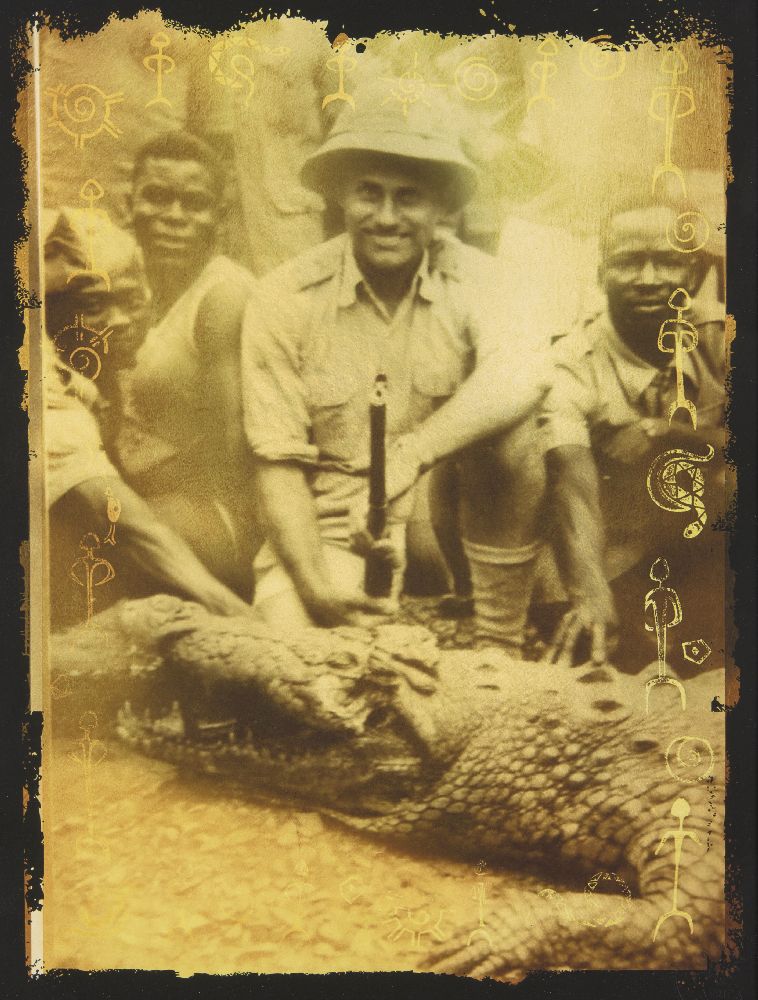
[{"x1": 13, "y1": 3, "x2": 742, "y2": 983}]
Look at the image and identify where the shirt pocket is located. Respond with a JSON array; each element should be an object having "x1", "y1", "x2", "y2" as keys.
[
  {"x1": 305, "y1": 366, "x2": 365, "y2": 463},
  {"x1": 409, "y1": 334, "x2": 470, "y2": 421}
]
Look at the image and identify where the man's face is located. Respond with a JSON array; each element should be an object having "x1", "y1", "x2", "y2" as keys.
[
  {"x1": 47, "y1": 269, "x2": 150, "y2": 371},
  {"x1": 600, "y1": 207, "x2": 696, "y2": 353},
  {"x1": 131, "y1": 157, "x2": 219, "y2": 270},
  {"x1": 340, "y1": 161, "x2": 445, "y2": 275}
]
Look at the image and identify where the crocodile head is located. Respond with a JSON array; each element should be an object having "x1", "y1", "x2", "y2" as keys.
[{"x1": 111, "y1": 599, "x2": 473, "y2": 815}]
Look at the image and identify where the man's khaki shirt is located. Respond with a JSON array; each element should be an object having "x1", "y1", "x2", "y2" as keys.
[
  {"x1": 241, "y1": 231, "x2": 527, "y2": 543},
  {"x1": 538, "y1": 307, "x2": 726, "y2": 581},
  {"x1": 540, "y1": 308, "x2": 726, "y2": 454}
]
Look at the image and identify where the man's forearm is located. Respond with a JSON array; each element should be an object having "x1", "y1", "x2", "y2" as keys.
[
  {"x1": 412, "y1": 357, "x2": 547, "y2": 467},
  {"x1": 69, "y1": 477, "x2": 248, "y2": 614},
  {"x1": 546, "y1": 446, "x2": 610, "y2": 602},
  {"x1": 253, "y1": 460, "x2": 331, "y2": 603}
]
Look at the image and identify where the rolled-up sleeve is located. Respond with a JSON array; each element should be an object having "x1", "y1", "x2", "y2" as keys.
[
  {"x1": 538, "y1": 340, "x2": 597, "y2": 451},
  {"x1": 240, "y1": 283, "x2": 319, "y2": 465}
]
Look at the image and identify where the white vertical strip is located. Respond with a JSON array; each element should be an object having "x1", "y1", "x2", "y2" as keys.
[{"x1": 29, "y1": 907, "x2": 44, "y2": 975}]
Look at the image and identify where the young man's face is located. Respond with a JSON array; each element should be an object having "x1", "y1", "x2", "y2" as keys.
[
  {"x1": 46, "y1": 270, "x2": 150, "y2": 372},
  {"x1": 340, "y1": 160, "x2": 446, "y2": 276},
  {"x1": 131, "y1": 157, "x2": 219, "y2": 272},
  {"x1": 600, "y1": 207, "x2": 696, "y2": 358}
]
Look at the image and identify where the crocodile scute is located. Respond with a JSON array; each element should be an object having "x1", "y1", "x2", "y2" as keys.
[{"x1": 50, "y1": 595, "x2": 726, "y2": 978}]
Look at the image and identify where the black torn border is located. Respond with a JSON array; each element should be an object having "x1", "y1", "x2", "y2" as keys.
[{"x1": 0, "y1": 0, "x2": 755, "y2": 997}]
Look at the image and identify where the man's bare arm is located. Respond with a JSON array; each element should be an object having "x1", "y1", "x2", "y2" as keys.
[
  {"x1": 387, "y1": 356, "x2": 548, "y2": 501},
  {"x1": 254, "y1": 460, "x2": 390, "y2": 626},
  {"x1": 195, "y1": 280, "x2": 253, "y2": 461},
  {"x1": 69, "y1": 476, "x2": 250, "y2": 616},
  {"x1": 545, "y1": 444, "x2": 617, "y2": 665}
]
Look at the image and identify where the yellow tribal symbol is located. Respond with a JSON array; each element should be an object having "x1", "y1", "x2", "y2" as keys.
[
  {"x1": 467, "y1": 858, "x2": 492, "y2": 947},
  {"x1": 69, "y1": 531, "x2": 115, "y2": 623},
  {"x1": 52, "y1": 314, "x2": 112, "y2": 381},
  {"x1": 47, "y1": 82, "x2": 124, "y2": 150},
  {"x1": 383, "y1": 896, "x2": 448, "y2": 951},
  {"x1": 665, "y1": 736, "x2": 716, "y2": 785},
  {"x1": 647, "y1": 446, "x2": 714, "y2": 539},
  {"x1": 527, "y1": 37, "x2": 558, "y2": 110},
  {"x1": 582, "y1": 871, "x2": 632, "y2": 927},
  {"x1": 104, "y1": 486, "x2": 121, "y2": 546},
  {"x1": 144, "y1": 32, "x2": 175, "y2": 110},
  {"x1": 644, "y1": 557, "x2": 686, "y2": 713},
  {"x1": 652, "y1": 797, "x2": 701, "y2": 941},
  {"x1": 322, "y1": 33, "x2": 360, "y2": 111},
  {"x1": 382, "y1": 53, "x2": 447, "y2": 120},
  {"x1": 648, "y1": 47, "x2": 695, "y2": 196},
  {"x1": 667, "y1": 211, "x2": 711, "y2": 255},
  {"x1": 579, "y1": 35, "x2": 627, "y2": 80},
  {"x1": 68, "y1": 710, "x2": 110, "y2": 857},
  {"x1": 657, "y1": 288, "x2": 699, "y2": 429},
  {"x1": 454, "y1": 56, "x2": 498, "y2": 102},
  {"x1": 67, "y1": 179, "x2": 112, "y2": 290},
  {"x1": 208, "y1": 34, "x2": 290, "y2": 109},
  {"x1": 540, "y1": 872, "x2": 632, "y2": 927}
]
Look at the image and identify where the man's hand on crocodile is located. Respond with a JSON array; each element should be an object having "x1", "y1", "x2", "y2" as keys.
[
  {"x1": 547, "y1": 592, "x2": 619, "y2": 667},
  {"x1": 303, "y1": 583, "x2": 396, "y2": 628},
  {"x1": 190, "y1": 584, "x2": 252, "y2": 619}
]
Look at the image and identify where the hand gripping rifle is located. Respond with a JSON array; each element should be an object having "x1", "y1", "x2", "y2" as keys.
[{"x1": 363, "y1": 374, "x2": 393, "y2": 598}]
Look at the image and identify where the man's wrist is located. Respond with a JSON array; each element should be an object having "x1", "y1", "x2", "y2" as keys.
[
  {"x1": 298, "y1": 574, "x2": 335, "y2": 611},
  {"x1": 566, "y1": 570, "x2": 612, "y2": 607},
  {"x1": 399, "y1": 430, "x2": 436, "y2": 473}
]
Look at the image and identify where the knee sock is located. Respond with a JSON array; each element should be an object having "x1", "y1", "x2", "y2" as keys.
[{"x1": 462, "y1": 539, "x2": 541, "y2": 655}]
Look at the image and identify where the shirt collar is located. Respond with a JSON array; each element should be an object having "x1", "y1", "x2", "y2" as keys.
[
  {"x1": 603, "y1": 310, "x2": 700, "y2": 402},
  {"x1": 337, "y1": 240, "x2": 438, "y2": 312}
]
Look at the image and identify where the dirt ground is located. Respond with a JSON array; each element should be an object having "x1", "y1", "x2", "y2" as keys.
[{"x1": 43, "y1": 738, "x2": 549, "y2": 975}]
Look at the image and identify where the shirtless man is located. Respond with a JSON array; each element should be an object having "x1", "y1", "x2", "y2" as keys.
[
  {"x1": 43, "y1": 210, "x2": 250, "y2": 628},
  {"x1": 113, "y1": 131, "x2": 259, "y2": 598}
]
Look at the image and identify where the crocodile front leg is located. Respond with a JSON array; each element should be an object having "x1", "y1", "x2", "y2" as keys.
[{"x1": 424, "y1": 800, "x2": 723, "y2": 978}]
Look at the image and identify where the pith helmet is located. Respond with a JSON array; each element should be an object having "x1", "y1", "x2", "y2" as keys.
[{"x1": 301, "y1": 96, "x2": 479, "y2": 211}]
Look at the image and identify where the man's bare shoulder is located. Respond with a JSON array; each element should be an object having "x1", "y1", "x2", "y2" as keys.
[{"x1": 196, "y1": 263, "x2": 256, "y2": 350}]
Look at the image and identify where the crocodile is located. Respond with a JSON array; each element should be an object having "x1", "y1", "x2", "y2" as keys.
[{"x1": 51, "y1": 594, "x2": 726, "y2": 979}]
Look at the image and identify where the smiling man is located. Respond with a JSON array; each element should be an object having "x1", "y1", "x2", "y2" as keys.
[
  {"x1": 240, "y1": 105, "x2": 548, "y2": 647},
  {"x1": 541, "y1": 193, "x2": 727, "y2": 668}
]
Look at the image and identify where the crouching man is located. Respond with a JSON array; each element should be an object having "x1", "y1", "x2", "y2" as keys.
[
  {"x1": 43, "y1": 210, "x2": 251, "y2": 629},
  {"x1": 241, "y1": 104, "x2": 548, "y2": 654},
  {"x1": 541, "y1": 193, "x2": 727, "y2": 670}
]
